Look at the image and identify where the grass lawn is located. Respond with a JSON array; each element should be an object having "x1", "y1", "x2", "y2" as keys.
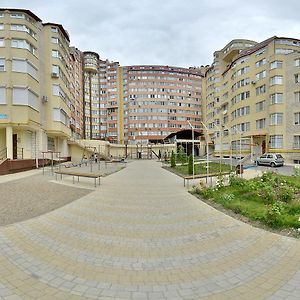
[
  {"x1": 191, "y1": 172, "x2": 300, "y2": 232},
  {"x1": 166, "y1": 161, "x2": 232, "y2": 176}
]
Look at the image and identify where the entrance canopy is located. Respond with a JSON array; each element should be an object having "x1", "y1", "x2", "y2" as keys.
[{"x1": 164, "y1": 129, "x2": 203, "y2": 143}]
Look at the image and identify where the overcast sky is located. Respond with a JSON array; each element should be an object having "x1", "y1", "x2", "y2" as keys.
[{"x1": 2, "y1": 0, "x2": 300, "y2": 67}]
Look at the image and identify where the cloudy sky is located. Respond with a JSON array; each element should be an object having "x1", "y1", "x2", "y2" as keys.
[{"x1": 2, "y1": 0, "x2": 300, "y2": 67}]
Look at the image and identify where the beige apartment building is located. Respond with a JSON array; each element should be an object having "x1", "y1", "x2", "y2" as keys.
[
  {"x1": 0, "y1": 8, "x2": 79, "y2": 161},
  {"x1": 203, "y1": 36, "x2": 300, "y2": 164}
]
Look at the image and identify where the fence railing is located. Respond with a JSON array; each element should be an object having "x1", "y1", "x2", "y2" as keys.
[{"x1": 17, "y1": 147, "x2": 24, "y2": 159}]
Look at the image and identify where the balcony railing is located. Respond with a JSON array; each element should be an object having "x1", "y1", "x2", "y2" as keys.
[{"x1": 0, "y1": 147, "x2": 7, "y2": 160}]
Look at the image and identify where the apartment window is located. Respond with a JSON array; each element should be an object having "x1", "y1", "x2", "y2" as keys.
[
  {"x1": 295, "y1": 92, "x2": 300, "y2": 102},
  {"x1": 11, "y1": 24, "x2": 36, "y2": 38},
  {"x1": 53, "y1": 108, "x2": 69, "y2": 125},
  {"x1": 270, "y1": 113, "x2": 283, "y2": 125},
  {"x1": 256, "y1": 100, "x2": 265, "y2": 112},
  {"x1": 275, "y1": 48, "x2": 294, "y2": 55},
  {"x1": 256, "y1": 84, "x2": 266, "y2": 95},
  {"x1": 255, "y1": 58, "x2": 266, "y2": 67},
  {"x1": 270, "y1": 60, "x2": 283, "y2": 69},
  {"x1": 0, "y1": 39, "x2": 4, "y2": 47},
  {"x1": 12, "y1": 59, "x2": 38, "y2": 79},
  {"x1": 295, "y1": 74, "x2": 300, "y2": 83},
  {"x1": 256, "y1": 118, "x2": 266, "y2": 129},
  {"x1": 11, "y1": 39, "x2": 36, "y2": 55},
  {"x1": 0, "y1": 13, "x2": 4, "y2": 18},
  {"x1": 51, "y1": 26, "x2": 58, "y2": 33},
  {"x1": 270, "y1": 76, "x2": 283, "y2": 85},
  {"x1": 12, "y1": 87, "x2": 38, "y2": 110},
  {"x1": 270, "y1": 135, "x2": 283, "y2": 148},
  {"x1": 295, "y1": 112, "x2": 300, "y2": 125},
  {"x1": 270, "y1": 93, "x2": 283, "y2": 104},
  {"x1": 0, "y1": 87, "x2": 6, "y2": 104},
  {"x1": 295, "y1": 58, "x2": 300, "y2": 67},
  {"x1": 51, "y1": 37, "x2": 59, "y2": 44},
  {"x1": 10, "y1": 13, "x2": 25, "y2": 19},
  {"x1": 52, "y1": 50, "x2": 60, "y2": 58},
  {"x1": 0, "y1": 24, "x2": 4, "y2": 30},
  {"x1": 294, "y1": 136, "x2": 300, "y2": 149},
  {"x1": 0, "y1": 58, "x2": 5, "y2": 71},
  {"x1": 256, "y1": 70, "x2": 266, "y2": 80}
]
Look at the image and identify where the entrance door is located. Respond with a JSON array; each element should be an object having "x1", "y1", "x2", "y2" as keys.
[
  {"x1": 261, "y1": 140, "x2": 266, "y2": 154},
  {"x1": 13, "y1": 134, "x2": 17, "y2": 159}
]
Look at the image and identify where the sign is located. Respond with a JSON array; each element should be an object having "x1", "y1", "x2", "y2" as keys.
[{"x1": 0, "y1": 114, "x2": 8, "y2": 119}]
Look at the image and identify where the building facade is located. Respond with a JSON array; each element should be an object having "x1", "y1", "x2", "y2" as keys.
[
  {"x1": 0, "y1": 8, "x2": 76, "y2": 160},
  {"x1": 203, "y1": 37, "x2": 300, "y2": 163}
]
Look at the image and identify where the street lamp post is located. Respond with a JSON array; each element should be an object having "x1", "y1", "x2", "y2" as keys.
[
  {"x1": 214, "y1": 124, "x2": 223, "y2": 174},
  {"x1": 223, "y1": 124, "x2": 233, "y2": 172},
  {"x1": 187, "y1": 121, "x2": 195, "y2": 179},
  {"x1": 201, "y1": 122, "x2": 209, "y2": 185}
]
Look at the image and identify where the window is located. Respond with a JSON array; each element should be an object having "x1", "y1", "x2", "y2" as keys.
[
  {"x1": 0, "y1": 24, "x2": 3, "y2": 30},
  {"x1": 11, "y1": 39, "x2": 36, "y2": 55},
  {"x1": 51, "y1": 27, "x2": 58, "y2": 33},
  {"x1": 256, "y1": 70, "x2": 266, "y2": 80},
  {"x1": 275, "y1": 48, "x2": 294, "y2": 55},
  {"x1": 270, "y1": 113, "x2": 283, "y2": 125},
  {"x1": 53, "y1": 108, "x2": 69, "y2": 125},
  {"x1": 51, "y1": 37, "x2": 59, "y2": 44},
  {"x1": 295, "y1": 92, "x2": 300, "y2": 102},
  {"x1": 270, "y1": 135, "x2": 283, "y2": 148},
  {"x1": 295, "y1": 112, "x2": 300, "y2": 125},
  {"x1": 270, "y1": 76, "x2": 283, "y2": 85},
  {"x1": 294, "y1": 136, "x2": 300, "y2": 149},
  {"x1": 295, "y1": 59, "x2": 300, "y2": 67},
  {"x1": 295, "y1": 74, "x2": 300, "y2": 83},
  {"x1": 11, "y1": 24, "x2": 36, "y2": 38},
  {"x1": 12, "y1": 59, "x2": 38, "y2": 79},
  {"x1": 0, "y1": 58, "x2": 5, "y2": 71},
  {"x1": 12, "y1": 87, "x2": 38, "y2": 110},
  {"x1": 255, "y1": 58, "x2": 266, "y2": 67},
  {"x1": 52, "y1": 50, "x2": 60, "y2": 58},
  {"x1": 0, "y1": 87, "x2": 6, "y2": 104},
  {"x1": 270, "y1": 60, "x2": 283, "y2": 69},
  {"x1": 256, "y1": 118, "x2": 266, "y2": 129},
  {"x1": 10, "y1": 13, "x2": 25, "y2": 19},
  {"x1": 256, "y1": 84, "x2": 266, "y2": 95},
  {"x1": 0, "y1": 39, "x2": 4, "y2": 47},
  {"x1": 270, "y1": 93, "x2": 283, "y2": 104}
]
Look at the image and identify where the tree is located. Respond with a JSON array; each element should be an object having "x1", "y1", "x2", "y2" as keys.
[
  {"x1": 188, "y1": 154, "x2": 193, "y2": 175},
  {"x1": 177, "y1": 145, "x2": 185, "y2": 165},
  {"x1": 171, "y1": 151, "x2": 176, "y2": 168}
]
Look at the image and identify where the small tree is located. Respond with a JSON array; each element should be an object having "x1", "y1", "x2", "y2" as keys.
[
  {"x1": 171, "y1": 151, "x2": 176, "y2": 168},
  {"x1": 177, "y1": 145, "x2": 185, "y2": 165},
  {"x1": 188, "y1": 154, "x2": 193, "y2": 175}
]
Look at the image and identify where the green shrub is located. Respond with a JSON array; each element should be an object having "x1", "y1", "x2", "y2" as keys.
[
  {"x1": 170, "y1": 151, "x2": 176, "y2": 168},
  {"x1": 258, "y1": 186, "x2": 276, "y2": 204},
  {"x1": 177, "y1": 145, "x2": 186, "y2": 165},
  {"x1": 200, "y1": 187, "x2": 215, "y2": 199},
  {"x1": 279, "y1": 186, "x2": 293, "y2": 203},
  {"x1": 265, "y1": 201, "x2": 284, "y2": 227},
  {"x1": 219, "y1": 193, "x2": 235, "y2": 202},
  {"x1": 229, "y1": 173, "x2": 247, "y2": 187}
]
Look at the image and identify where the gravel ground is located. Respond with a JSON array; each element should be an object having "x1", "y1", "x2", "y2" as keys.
[{"x1": 0, "y1": 161, "x2": 126, "y2": 226}]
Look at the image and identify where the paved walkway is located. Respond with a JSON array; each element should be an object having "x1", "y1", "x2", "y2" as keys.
[{"x1": 0, "y1": 160, "x2": 300, "y2": 299}]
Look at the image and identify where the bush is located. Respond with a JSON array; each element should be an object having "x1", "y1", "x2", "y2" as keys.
[
  {"x1": 170, "y1": 151, "x2": 176, "y2": 168},
  {"x1": 265, "y1": 201, "x2": 284, "y2": 227},
  {"x1": 258, "y1": 186, "x2": 276, "y2": 204},
  {"x1": 177, "y1": 145, "x2": 186, "y2": 165},
  {"x1": 229, "y1": 173, "x2": 247, "y2": 187},
  {"x1": 200, "y1": 187, "x2": 215, "y2": 199},
  {"x1": 219, "y1": 193, "x2": 235, "y2": 202},
  {"x1": 188, "y1": 155, "x2": 193, "y2": 175},
  {"x1": 279, "y1": 186, "x2": 293, "y2": 203}
]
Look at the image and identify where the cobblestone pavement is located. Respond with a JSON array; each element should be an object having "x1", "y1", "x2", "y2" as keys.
[{"x1": 0, "y1": 160, "x2": 300, "y2": 299}]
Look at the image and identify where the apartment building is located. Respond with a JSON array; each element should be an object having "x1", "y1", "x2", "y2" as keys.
[
  {"x1": 123, "y1": 65, "x2": 203, "y2": 144},
  {"x1": 0, "y1": 8, "x2": 81, "y2": 161},
  {"x1": 203, "y1": 36, "x2": 300, "y2": 163}
]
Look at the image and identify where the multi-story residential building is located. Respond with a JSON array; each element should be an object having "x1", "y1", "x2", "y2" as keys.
[
  {"x1": 69, "y1": 47, "x2": 84, "y2": 139},
  {"x1": 0, "y1": 8, "x2": 77, "y2": 161},
  {"x1": 123, "y1": 65, "x2": 203, "y2": 144},
  {"x1": 203, "y1": 36, "x2": 300, "y2": 164}
]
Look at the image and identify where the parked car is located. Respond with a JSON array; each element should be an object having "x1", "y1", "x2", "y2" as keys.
[{"x1": 255, "y1": 153, "x2": 284, "y2": 167}]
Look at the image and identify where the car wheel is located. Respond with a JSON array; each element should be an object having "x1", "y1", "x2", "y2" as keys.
[{"x1": 270, "y1": 162, "x2": 275, "y2": 167}]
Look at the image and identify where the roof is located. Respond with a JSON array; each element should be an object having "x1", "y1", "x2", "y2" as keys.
[
  {"x1": 0, "y1": 8, "x2": 42, "y2": 22},
  {"x1": 43, "y1": 22, "x2": 70, "y2": 42}
]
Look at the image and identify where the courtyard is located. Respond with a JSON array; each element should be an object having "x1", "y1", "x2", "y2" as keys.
[{"x1": 0, "y1": 160, "x2": 300, "y2": 299}]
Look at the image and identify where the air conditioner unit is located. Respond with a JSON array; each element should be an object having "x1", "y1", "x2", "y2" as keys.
[
  {"x1": 51, "y1": 72, "x2": 59, "y2": 78},
  {"x1": 41, "y1": 96, "x2": 48, "y2": 102}
]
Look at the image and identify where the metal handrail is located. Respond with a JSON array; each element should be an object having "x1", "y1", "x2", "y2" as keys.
[{"x1": 17, "y1": 147, "x2": 24, "y2": 159}]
